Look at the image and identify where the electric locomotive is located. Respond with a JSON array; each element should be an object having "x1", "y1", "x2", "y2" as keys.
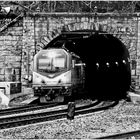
[
  {"x1": 32, "y1": 48, "x2": 85, "y2": 103},
  {"x1": 44, "y1": 30, "x2": 131, "y2": 101},
  {"x1": 32, "y1": 30, "x2": 131, "y2": 102}
]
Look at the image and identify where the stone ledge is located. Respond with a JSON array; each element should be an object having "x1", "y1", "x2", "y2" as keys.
[{"x1": 127, "y1": 91, "x2": 140, "y2": 104}]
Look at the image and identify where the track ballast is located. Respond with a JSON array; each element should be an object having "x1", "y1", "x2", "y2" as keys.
[{"x1": 0, "y1": 100, "x2": 119, "y2": 130}]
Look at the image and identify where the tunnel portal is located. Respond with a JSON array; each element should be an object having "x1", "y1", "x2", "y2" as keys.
[{"x1": 44, "y1": 30, "x2": 131, "y2": 100}]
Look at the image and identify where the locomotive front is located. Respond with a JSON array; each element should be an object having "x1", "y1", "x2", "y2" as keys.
[{"x1": 32, "y1": 48, "x2": 72, "y2": 102}]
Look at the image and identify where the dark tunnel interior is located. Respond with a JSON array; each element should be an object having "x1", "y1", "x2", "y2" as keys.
[{"x1": 45, "y1": 30, "x2": 131, "y2": 100}]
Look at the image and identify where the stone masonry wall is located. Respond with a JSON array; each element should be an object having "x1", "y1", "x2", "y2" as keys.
[
  {"x1": 22, "y1": 15, "x2": 139, "y2": 87},
  {"x1": 0, "y1": 18, "x2": 23, "y2": 82},
  {"x1": 22, "y1": 17, "x2": 35, "y2": 84},
  {"x1": 0, "y1": 14, "x2": 140, "y2": 88}
]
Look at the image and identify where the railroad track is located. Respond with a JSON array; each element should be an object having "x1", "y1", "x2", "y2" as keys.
[
  {"x1": 0, "y1": 100, "x2": 119, "y2": 130},
  {"x1": 0, "y1": 103, "x2": 61, "y2": 117},
  {"x1": 96, "y1": 130, "x2": 140, "y2": 139}
]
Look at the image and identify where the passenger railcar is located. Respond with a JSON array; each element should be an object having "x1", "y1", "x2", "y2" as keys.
[{"x1": 32, "y1": 48, "x2": 85, "y2": 103}]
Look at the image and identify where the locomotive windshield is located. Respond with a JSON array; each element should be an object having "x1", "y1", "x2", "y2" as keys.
[{"x1": 37, "y1": 49, "x2": 67, "y2": 73}]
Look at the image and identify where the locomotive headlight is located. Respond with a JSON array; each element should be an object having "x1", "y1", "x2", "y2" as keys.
[
  {"x1": 106, "y1": 62, "x2": 109, "y2": 67},
  {"x1": 122, "y1": 60, "x2": 126, "y2": 64},
  {"x1": 115, "y1": 62, "x2": 118, "y2": 66},
  {"x1": 96, "y1": 63, "x2": 99, "y2": 68},
  {"x1": 35, "y1": 87, "x2": 38, "y2": 90}
]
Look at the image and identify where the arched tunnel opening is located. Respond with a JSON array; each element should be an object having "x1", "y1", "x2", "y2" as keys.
[{"x1": 44, "y1": 30, "x2": 131, "y2": 101}]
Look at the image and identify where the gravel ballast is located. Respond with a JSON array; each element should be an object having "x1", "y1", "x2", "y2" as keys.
[{"x1": 0, "y1": 100, "x2": 140, "y2": 139}]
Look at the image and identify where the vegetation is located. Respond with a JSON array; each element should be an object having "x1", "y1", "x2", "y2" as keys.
[{"x1": 0, "y1": 1, "x2": 140, "y2": 14}]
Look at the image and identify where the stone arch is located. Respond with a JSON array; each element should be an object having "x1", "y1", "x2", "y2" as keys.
[
  {"x1": 36, "y1": 28, "x2": 62, "y2": 50},
  {"x1": 42, "y1": 19, "x2": 137, "y2": 78},
  {"x1": 62, "y1": 21, "x2": 136, "y2": 48},
  {"x1": 39, "y1": 20, "x2": 136, "y2": 50}
]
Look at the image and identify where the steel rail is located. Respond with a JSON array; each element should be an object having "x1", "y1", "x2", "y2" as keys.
[
  {"x1": 0, "y1": 100, "x2": 118, "y2": 130},
  {"x1": 0, "y1": 103, "x2": 59, "y2": 117},
  {"x1": 0, "y1": 98, "x2": 95, "y2": 117},
  {"x1": 0, "y1": 100, "x2": 100, "y2": 122},
  {"x1": 96, "y1": 130, "x2": 140, "y2": 139}
]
